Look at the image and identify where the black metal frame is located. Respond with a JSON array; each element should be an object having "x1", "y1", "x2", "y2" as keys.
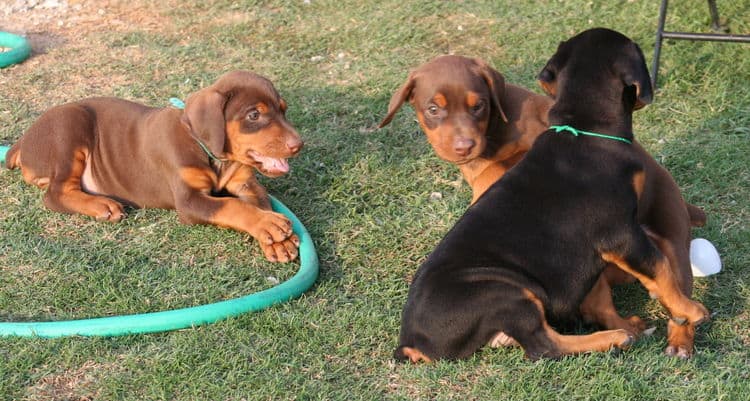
[{"x1": 652, "y1": 0, "x2": 750, "y2": 88}]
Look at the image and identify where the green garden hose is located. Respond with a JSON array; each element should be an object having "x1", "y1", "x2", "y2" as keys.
[
  {"x1": 0, "y1": 32, "x2": 31, "y2": 68},
  {"x1": 0, "y1": 145, "x2": 319, "y2": 337}
]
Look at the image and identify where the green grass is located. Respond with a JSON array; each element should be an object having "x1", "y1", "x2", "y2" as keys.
[{"x1": 1, "y1": 0, "x2": 749, "y2": 399}]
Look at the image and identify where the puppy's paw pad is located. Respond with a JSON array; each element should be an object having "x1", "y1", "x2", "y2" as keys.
[{"x1": 664, "y1": 345, "x2": 693, "y2": 359}]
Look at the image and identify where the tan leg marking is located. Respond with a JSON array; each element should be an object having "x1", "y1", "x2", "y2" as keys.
[
  {"x1": 579, "y1": 275, "x2": 646, "y2": 336},
  {"x1": 21, "y1": 166, "x2": 50, "y2": 189},
  {"x1": 643, "y1": 228, "x2": 699, "y2": 358},
  {"x1": 600, "y1": 252, "x2": 708, "y2": 325},
  {"x1": 401, "y1": 347, "x2": 433, "y2": 364},
  {"x1": 523, "y1": 289, "x2": 633, "y2": 355},
  {"x1": 179, "y1": 166, "x2": 218, "y2": 192},
  {"x1": 45, "y1": 148, "x2": 125, "y2": 222}
]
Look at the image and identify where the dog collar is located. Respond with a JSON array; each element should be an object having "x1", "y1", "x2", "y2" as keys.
[
  {"x1": 193, "y1": 138, "x2": 226, "y2": 165},
  {"x1": 549, "y1": 125, "x2": 632, "y2": 144},
  {"x1": 169, "y1": 97, "x2": 226, "y2": 165},
  {"x1": 169, "y1": 97, "x2": 186, "y2": 109}
]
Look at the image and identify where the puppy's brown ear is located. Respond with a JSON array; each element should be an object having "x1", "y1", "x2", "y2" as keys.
[
  {"x1": 378, "y1": 74, "x2": 415, "y2": 128},
  {"x1": 621, "y1": 43, "x2": 653, "y2": 111},
  {"x1": 473, "y1": 58, "x2": 508, "y2": 123},
  {"x1": 182, "y1": 87, "x2": 228, "y2": 157},
  {"x1": 537, "y1": 41, "x2": 568, "y2": 99}
]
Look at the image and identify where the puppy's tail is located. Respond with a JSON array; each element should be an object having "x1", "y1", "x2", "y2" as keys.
[
  {"x1": 3, "y1": 142, "x2": 21, "y2": 169},
  {"x1": 686, "y1": 203, "x2": 707, "y2": 228}
]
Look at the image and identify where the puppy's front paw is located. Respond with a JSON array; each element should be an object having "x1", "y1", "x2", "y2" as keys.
[
  {"x1": 672, "y1": 301, "x2": 709, "y2": 326},
  {"x1": 664, "y1": 320, "x2": 696, "y2": 359},
  {"x1": 614, "y1": 330, "x2": 635, "y2": 349},
  {"x1": 260, "y1": 234, "x2": 300, "y2": 263},
  {"x1": 250, "y1": 210, "x2": 294, "y2": 245}
]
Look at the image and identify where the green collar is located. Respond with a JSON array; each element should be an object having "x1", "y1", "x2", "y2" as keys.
[
  {"x1": 550, "y1": 125, "x2": 632, "y2": 144},
  {"x1": 193, "y1": 138, "x2": 226, "y2": 164},
  {"x1": 170, "y1": 97, "x2": 225, "y2": 164}
]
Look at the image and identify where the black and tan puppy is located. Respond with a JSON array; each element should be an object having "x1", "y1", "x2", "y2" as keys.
[
  {"x1": 395, "y1": 28, "x2": 709, "y2": 362},
  {"x1": 6, "y1": 71, "x2": 303, "y2": 262}
]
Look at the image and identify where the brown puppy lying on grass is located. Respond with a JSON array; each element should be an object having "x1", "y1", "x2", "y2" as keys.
[
  {"x1": 380, "y1": 53, "x2": 706, "y2": 358},
  {"x1": 6, "y1": 71, "x2": 303, "y2": 263}
]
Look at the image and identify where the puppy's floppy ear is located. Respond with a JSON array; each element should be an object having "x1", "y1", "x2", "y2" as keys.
[
  {"x1": 537, "y1": 41, "x2": 568, "y2": 98},
  {"x1": 378, "y1": 73, "x2": 416, "y2": 128},
  {"x1": 181, "y1": 86, "x2": 228, "y2": 157},
  {"x1": 473, "y1": 58, "x2": 508, "y2": 123},
  {"x1": 621, "y1": 42, "x2": 653, "y2": 111}
]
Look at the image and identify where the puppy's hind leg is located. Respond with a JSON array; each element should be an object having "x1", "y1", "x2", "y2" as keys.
[
  {"x1": 514, "y1": 289, "x2": 633, "y2": 360},
  {"x1": 579, "y1": 274, "x2": 646, "y2": 336},
  {"x1": 43, "y1": 148, "x2": 125, "y2": 222},
  {"x1": 600, "y1": 237, "x2": 709, "y2": 328}
]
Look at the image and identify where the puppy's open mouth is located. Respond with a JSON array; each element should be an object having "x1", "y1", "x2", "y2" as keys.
[{"x1": 248, "y1": 151, "x2": 290, "y2": 175}]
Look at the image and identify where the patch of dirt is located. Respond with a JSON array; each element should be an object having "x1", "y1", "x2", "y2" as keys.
[
  {"x1": 0, "y1": 0, "x2": 182, "y2": 109},
  {"x1": 1, "y1": 0, "x2": 176, "y2": 57},
  {"x1": 25, "y1": 360, "x2": 114, "y2": 401}
]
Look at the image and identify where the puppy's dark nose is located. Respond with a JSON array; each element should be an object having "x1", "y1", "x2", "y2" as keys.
[
  {"x1": 453, "y1": 138, "x2": 475, "y2": 157},
  {"x1": 286, "y1": 139, "x2": 304, "y2": 155}
]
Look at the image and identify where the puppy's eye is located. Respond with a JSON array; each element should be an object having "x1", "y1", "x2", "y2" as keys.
[
  {"x1": 471, "y1": 100, "x2": 485, "y2": 113},
  {"x1": 427, "y1": 105, "x2": 439, "y2": 116},
  {"x1": 247, "y1": 109, "x2": 261, "y2": 121}
]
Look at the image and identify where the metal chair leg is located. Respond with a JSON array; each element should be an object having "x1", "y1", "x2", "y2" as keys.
[
  {"x1": 652, "y1": 0, "x2": 750, "y2": 90},
  {"x1": 708, "y1": 0, "x2": 722, "y2": 32},
  {"x1": 651, "y1": 0, "x2": 669, "y2": 89}
]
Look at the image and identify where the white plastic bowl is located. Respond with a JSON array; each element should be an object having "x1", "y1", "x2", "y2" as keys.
[{"x1": 690, "y1": 238, "x2": 722, "y2": 277}]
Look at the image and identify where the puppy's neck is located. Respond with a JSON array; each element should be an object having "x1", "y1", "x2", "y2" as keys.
[
  {"x1": 548, "y1": 87, "x2": 635, "y2": 141},
  {"x1": 460, "y1": 150, "x2": 525, "y2": 204}
]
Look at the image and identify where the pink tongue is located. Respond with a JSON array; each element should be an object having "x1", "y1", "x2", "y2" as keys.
[{"x1": 255, "y1": 155, "x2": 289, "y2": 174}]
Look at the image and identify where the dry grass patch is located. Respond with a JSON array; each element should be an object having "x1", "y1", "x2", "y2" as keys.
[{"x1": 25, "y1": 360, "x2": 122, "y2": 401}]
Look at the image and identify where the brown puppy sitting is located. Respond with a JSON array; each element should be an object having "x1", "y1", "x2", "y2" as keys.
[
  {"x1": 379, "y1": 55, "x2": 551, "y2": 204},
  {"x1": 380, "y1": 55, "x2": 705, "y2": 357},
  {"x1": 6, "y1": 71, "x2": 303, "y2": 263}
]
